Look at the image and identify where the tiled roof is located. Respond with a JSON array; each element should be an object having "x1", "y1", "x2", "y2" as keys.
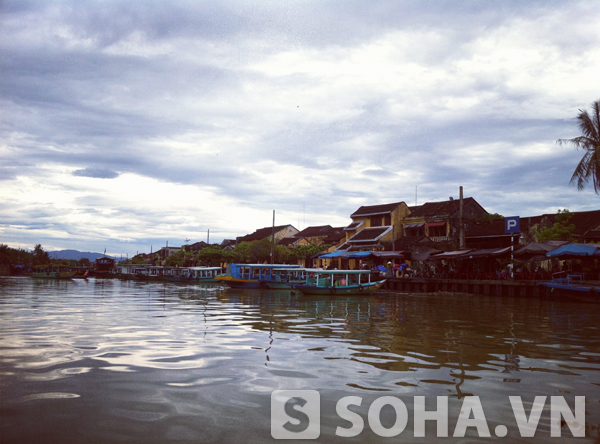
[
  {"x1": 278, "y1": 237, "x2": 300, "y2": 246},
  {"x1": 547, "y1": 210, "x2": 600, "y2": 237},
  {"x1": 348, "y1": 226, "x2": 391, "y2": 242},
  {"x1": 465, "y1": 210, "x2": 600, "y2": 239},
  {"x1": 408, "y1": 197, "x2": 481, "y2": 218},
  {"x1": 322, "y1": 227, "x2": 345, "y2": 244},
  {"x1": 237, "y1": 225, "x2": 295, "y2": 242},
  {"x1": 296, "y1": 225, "x2": 332, "y2": 237},
  {"x1": 351, "y1": 202, "x2": 404, "y2": 217},
  {"x1": 345, "y1": 221, "x2": 364, "y2": 231}
]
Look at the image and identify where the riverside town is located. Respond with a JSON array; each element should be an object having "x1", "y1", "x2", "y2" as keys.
[{"x1": 4, "y1": 187, "x2": 600, "y2": 301}]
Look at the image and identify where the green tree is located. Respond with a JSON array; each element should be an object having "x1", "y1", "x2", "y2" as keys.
[
  {"x1": 131, "y1": 255, "x2": 147, "y2": 265},
  {"x1": 477, "y1": 213, "x2": 504, "y2": 223},
  {"x1": 32, "y1": 244, "x2": 50, "y2": 265},
  {"x1": 164, "y1": 248, "x2": 193, "y2": 267},
  {"x1": 78, "y1": 257, "x2": 91, "y2": 267},
  {"x1": 224, "y1": 242, "x2": 250, "y2": 264},
  {"x1": 196, "y1": 246, "x2": 224, "y2": 267},
  {"x1": 532, "y1": 209, "x2": 575, "y2": 242},
  {"x1": 557, "y1": 99, "x2": 600, "y2": 194},
  {"x1": 248, "y1": 239, "x2": 273, "y2": 263},
  {"x1": 287, "y1": 244, "x2": 330, "y2": 264}
]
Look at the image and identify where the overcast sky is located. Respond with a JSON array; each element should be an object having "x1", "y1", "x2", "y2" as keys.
[{"x1": 1, "y1": 0, "x2": 599, "y2": 257}]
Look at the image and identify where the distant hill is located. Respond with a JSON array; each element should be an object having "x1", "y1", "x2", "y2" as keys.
[{"x1": 48, "y1": 250, "x2": 116, "y2": 261}]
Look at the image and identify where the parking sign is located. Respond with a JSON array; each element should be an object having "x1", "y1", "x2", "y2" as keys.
[{"x1": 505, "y1": 216, "x2": 520, "y2": 234}]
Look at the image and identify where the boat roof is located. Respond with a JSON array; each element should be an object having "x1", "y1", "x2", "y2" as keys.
[
  {"x1": 230, "y1": 263, "x2": 301, "y2": 268},
  {"x1": 303, "y1": 268, "x2": 371, "y2": 274}
]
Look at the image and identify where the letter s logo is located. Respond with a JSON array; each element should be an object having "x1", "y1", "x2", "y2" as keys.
[
  {"x1": 283, "y1": 397, "x2": 310, "y2": 432},
  {"x1": 271, "y1": 390, "x2": 320, "y2": 439}
]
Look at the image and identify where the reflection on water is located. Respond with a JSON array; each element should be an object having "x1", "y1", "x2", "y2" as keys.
[{"x1": 0, "y1": 277, "x2": 599, "y2": 443}]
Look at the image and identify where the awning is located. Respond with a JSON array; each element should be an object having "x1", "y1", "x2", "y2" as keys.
[
  {"x1": 411, "y1": 248, "x2": 443, "y2": 261},
  {"x1": 318, "y1": 250, "x2": 348, "y2": 259},
  {"x1": 346, "y1": 251, "x2": 373, "y2": 258},
  {"x1": 515, "y1": 241, "x2": 568, "y2": 258},
  {"x1": 428, "y1": 249, "x2": 472, "y2": 260},
  {"x1": 546, "y1": 243, "x2": 600, "y2": 258},
  {"x1": 370, "y1": 251, "x2": 405, "y2": 259},
  {"x1": 404, "y1": 223, "x2": 425, "y2": 229},
  {"x1": 454, "y1": 248, "x2": 501, "y2": 259},
  {"x1": 426, "y1": 221, "x2": 446, "y2": 227}
]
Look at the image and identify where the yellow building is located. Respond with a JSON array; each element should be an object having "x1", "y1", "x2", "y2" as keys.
[{"x1": 343, "y1": 202, "x2": 411, "y2": 250}]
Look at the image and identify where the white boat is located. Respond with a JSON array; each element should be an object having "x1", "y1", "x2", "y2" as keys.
[{"x1": 162, "y1": 266, "x2": 224, "y2": 283}]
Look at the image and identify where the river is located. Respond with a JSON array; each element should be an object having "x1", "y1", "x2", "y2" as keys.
[{"x1": 0, "y1": 277, "x2": 598, "y2": 443}]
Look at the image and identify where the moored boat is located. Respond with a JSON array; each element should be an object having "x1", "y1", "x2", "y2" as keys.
[
  {"x1": 541, "y1": 273, "x2": 599, "y2": 303},
  {"x1": 215, "y1": 263, "x2": 301, "y2": 289},
  {"x1": 31, "y1": 264, "x2": 77, "y2": 279},
  {"x1": 289, "y1": 269, "x2": 386, "y2": 295},
  {"x1": 134, "y1": 266, "x2": 168, "y2": 281},
  {"x1": 162, "y1": 266, "x2": 224, "y2": 283}
]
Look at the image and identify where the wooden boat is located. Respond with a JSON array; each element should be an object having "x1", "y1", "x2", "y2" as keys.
[
  {"x1": 215, "y1": 264, "x2": 301, "y2": 289},
  {"x1": 134, "y1": 266, "x2": 169, "y2": 281},
  {"x1": 264, "y1": 267, "x2": 309, "y2": 289},
  {"x1": 31, "y1": 264, "x2": 77, "y2": 279},
  {"x1": 541, "y1": 273, "x2": 599, "y2": 303},
  {"x1": 162, "y1": 266, "x2": 224, "y2": 283},
  {"x1": 94, "y1": 256, "x2": 117, "y2": 278},
  {"x1": 289, "y1": 269, "x2": 386, "y2": 295}
]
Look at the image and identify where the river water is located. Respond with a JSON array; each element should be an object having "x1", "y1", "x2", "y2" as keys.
[{"x1": 0, "y1": 276, "x2": 599, "y2": 443}]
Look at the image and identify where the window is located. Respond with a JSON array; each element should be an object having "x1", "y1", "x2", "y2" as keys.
[{"x1": 371, "y1": 215, "x2": 383, "y2": 226}]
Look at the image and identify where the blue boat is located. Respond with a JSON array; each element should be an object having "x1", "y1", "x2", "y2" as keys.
[
  {"x1": 541, "y1": 273, "x2": 599, "y2": 303},
  {"x1": 215, "y1": 264, "x2": 302, "y2": 289}
]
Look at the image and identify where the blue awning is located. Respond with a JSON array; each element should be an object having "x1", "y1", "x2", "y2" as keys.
[
  {"x1": 347, "y1": 251, "x2": 373, "y2": 258},
  {"x1": 318, "y1": 250, "x2": 348, "y2": 258},
  {"x1": 546, "y1": 244, "x2": 600, "y2": 258}
]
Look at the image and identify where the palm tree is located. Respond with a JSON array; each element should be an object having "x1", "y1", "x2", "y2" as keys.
[{"x1": 557, "y1": 99, "x2": 600, "y2": 194}]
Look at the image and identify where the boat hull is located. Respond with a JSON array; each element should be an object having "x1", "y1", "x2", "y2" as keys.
[
  {"x1": 291, "y1": 280, "x2": 386, "y2": 296},
  {"x1": 31, "y1": 271, "x2": 77, "y2": 279},
  {"x1": 162, "y1": 276, "x2": 220, "y2": 283},
  {"x1": 542, "y1": 282, "x2": 599, "y2": 303},
  {"x1": 215, "y1": 276, "x2": 266, "y2": 289}
]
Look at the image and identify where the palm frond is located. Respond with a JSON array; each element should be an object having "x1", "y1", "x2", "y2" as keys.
[{"x1": 560, "y1": 99, "x2": 600, "y2": 194}]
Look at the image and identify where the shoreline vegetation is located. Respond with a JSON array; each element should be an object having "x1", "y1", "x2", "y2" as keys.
[{"x1": 0, "y1": 240, "x2": 330, "y2": 272}]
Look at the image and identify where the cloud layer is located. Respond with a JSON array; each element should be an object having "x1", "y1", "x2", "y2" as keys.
[{"x1": 1, "y1": 0, "x2": 599, "y2": 256}]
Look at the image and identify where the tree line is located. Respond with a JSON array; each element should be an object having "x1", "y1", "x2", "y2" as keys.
[
  {"x1": 133, "y1": 239, "x2": 331, "y2": 268},
  {"x1": 0, "y1": 244, "x2": 92, "y2": 267}
]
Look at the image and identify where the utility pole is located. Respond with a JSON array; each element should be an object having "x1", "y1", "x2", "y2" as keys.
[
  {"x1": 459, "y1": 186, "x2": 465, "y2": 249},
  {"x1": 271, "y1": 210, "x2": 275, "y2": 265}
]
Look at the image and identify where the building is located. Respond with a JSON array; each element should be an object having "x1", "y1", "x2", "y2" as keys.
[
  {"x1": 236, "y1": 224, "x2": 299, "y2": 244},
  {"x1": 402, "y1": 197, "x2": 489, "y2": 246},
  {"x1": 342, "y1": 202, "x2": 411, "y2": 251}
]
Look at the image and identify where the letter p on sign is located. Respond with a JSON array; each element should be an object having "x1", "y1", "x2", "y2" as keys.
[{"x1": 505, "y1": 216, "x2": 520, "y2": 234}]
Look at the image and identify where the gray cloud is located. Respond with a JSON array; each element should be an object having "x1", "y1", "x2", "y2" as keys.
[{"x1": 72, "y1": 167, "x2": 120, "y2": 179}]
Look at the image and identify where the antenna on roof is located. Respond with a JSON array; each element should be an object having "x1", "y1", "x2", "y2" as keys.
[{"x1": 415, "y1": 186, "x2": 417, "y2": 206}]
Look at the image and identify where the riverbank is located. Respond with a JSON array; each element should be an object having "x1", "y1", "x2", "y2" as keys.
[{"x1": 385, "y1": 276, "x2": 600, "y2": 300}]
